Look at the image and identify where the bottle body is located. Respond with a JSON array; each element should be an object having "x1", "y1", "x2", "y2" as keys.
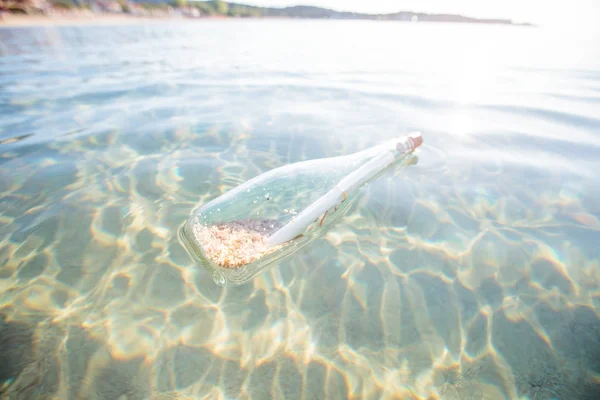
[{"x1": 180, "y1": 132, "x2": 422, "y2": 286}]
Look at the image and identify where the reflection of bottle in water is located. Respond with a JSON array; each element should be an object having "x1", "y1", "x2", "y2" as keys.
[{"x1": 179, "y1": 132, "x2": 423, "y2": 286}]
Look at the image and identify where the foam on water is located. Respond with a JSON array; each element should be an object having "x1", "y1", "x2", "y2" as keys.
[{"x1": 1, "y1": 20, "x2": 600, "y2": 399}]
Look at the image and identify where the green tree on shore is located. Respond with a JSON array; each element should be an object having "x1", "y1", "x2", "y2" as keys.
[
  {"x1": 117, "y1": 0, "x2": 131, "y2": 13},
  {"x1": 213, "y1": 0, "x2": 228, "y2": 15}
]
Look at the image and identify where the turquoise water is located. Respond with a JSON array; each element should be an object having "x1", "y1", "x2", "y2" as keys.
[{"x1": 1, "y1": 20, "x2": 600, "y2": 399}]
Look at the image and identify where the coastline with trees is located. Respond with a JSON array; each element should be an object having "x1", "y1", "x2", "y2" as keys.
[{"x1": 0, "y1": 0, "x2": 534, "y2": 26}]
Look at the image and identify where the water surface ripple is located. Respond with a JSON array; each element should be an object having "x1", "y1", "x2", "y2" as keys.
[{"x1": 1, "y1": 20, "x2": 600, "y2": 399}]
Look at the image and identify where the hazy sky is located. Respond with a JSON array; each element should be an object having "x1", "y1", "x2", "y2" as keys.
[{"x1": 231, "y1": 0, "x2": 599, "y2": 31}]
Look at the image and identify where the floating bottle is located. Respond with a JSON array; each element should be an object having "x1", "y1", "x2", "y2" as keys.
[{"x1": 179, "y1": 132, "x2": 423, "y2": 286}]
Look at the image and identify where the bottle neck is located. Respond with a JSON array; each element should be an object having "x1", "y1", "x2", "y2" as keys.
[
  {"x1": 368, "y1": 132, "x2": 422, "y2": 161},
  {"x1": 396, "y1": 132, "x2": 423, "y2": 155}
]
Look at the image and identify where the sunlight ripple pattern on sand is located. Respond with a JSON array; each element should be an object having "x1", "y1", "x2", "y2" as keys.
[{"x1": 1, "y1": 21, "x2": 600, "y2": 399}]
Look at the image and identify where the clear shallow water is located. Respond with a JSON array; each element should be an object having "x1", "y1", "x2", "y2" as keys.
[{"x1": 1, "y1": 20, "x2": 600, "y2": 399}]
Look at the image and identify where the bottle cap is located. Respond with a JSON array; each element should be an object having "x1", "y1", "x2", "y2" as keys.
[
  {"x1": 396, "y1": 132, "x2": 423, "y2": 153},
  {"x1": 408, "y1": 132, "x2": 423, "y2": 150}
]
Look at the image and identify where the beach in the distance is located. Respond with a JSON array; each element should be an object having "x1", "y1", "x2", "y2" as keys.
[{"x1": 0, "y1": 12, "x2": 207, "y2": 26}]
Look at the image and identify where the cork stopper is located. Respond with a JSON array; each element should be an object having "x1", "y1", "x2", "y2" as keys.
[
  {"x1": 396, "y1": 132, "x2": 423, "y2": 153},
  {"x1": 408, "y1": 132, "x2": 423, "y2": 150}
]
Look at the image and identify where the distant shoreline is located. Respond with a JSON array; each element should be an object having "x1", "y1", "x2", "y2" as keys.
[
  {"x1": 0, "y1": 13, "x2": 178, "y2": 27},
  {"x1": 0, "y1": 12, "x2": 534, "y2": 28}
]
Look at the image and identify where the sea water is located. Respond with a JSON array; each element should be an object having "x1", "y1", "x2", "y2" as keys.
[{"x1": 1, "y1": 20, "x2": 599, "y2": 399}]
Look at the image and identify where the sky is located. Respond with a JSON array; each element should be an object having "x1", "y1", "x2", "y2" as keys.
[{"x1": 229, "y1": 0, "x2": 600, "y2": 31}]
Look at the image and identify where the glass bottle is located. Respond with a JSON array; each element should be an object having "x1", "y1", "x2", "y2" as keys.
[{"x1": 179, "y1": 132, "x2": 423, "y2": 286}]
